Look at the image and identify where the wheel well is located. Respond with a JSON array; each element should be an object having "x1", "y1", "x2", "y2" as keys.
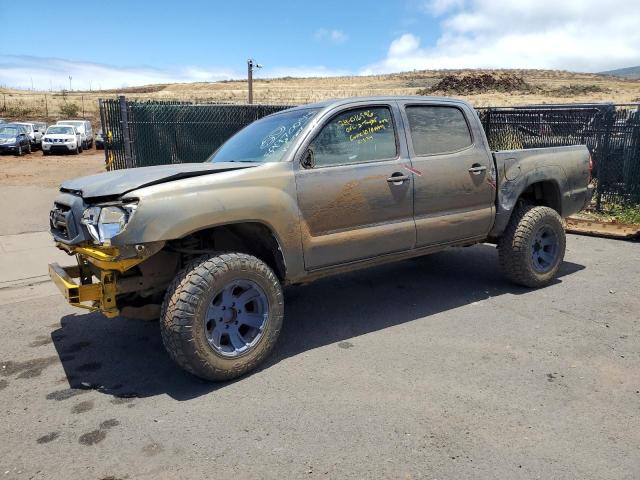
[
  {"x1": 518, "y1": 181, "x2": 562, "y2": 214},
  {"x1": 167, "y1": 223, "x2": 287, "y2": 281}
]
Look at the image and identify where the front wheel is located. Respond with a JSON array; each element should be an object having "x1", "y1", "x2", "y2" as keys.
[
  {"x1": 160, "y1": 253, "x2": 284, "y2": 381},
  {"x1": 498, "y1": 205, "x2": 566, "y2": 288}
]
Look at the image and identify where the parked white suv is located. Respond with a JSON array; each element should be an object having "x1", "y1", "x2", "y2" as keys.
[
  {"x1": 42, "y1": 125, "x2": 83, "y2": 155},
  {"x1": 56, "y1": 120, "x2": 93, "y2": 149},
  {"x1": 14, "y1": 122, "x2": 45, "y2": 149}
]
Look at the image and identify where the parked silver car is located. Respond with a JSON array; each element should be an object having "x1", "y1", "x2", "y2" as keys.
[{"x1": 14, "y1": 122, "x2": 46, "y2": 149}]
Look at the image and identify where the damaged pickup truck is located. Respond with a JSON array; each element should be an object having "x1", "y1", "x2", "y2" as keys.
[{"x1": 48, "y1": 96, "x2": 593, "y2": 381}]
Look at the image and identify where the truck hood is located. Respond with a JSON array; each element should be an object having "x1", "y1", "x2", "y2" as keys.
[
  {"x1": 45, "y1": 134, "x2": 76, "y2": 140},
  {"x1": 60, "y1": 161, "x2": 259, "y2": 199}
]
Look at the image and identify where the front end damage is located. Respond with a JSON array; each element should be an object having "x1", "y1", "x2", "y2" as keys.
[{"x1": 48, "y1": 242, "x2": 171, "y2": 318}]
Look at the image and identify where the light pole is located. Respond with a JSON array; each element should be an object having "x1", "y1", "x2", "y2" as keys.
[
  {"x1": 68, "y1": 75, "x2": 72, "y2": 91},
  {"x1": 247, "y1": 58, "x2": 262, "y2": 104}
]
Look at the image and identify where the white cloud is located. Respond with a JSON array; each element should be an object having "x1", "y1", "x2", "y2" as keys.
[
  {"x1": 314, "y1": 28, "x2": 349, "y2": 44},
  {"x1": 0, "y1": 55, "x2": 238, "y2": 90},
  {"x1": 363, "y1": 0, "x2": 640, "y2": 73}
]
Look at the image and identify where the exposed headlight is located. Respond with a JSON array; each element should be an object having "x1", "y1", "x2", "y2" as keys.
[
  {"x1": 81, "y1": 203, "x2": 137, "y2": 245},
  {"x1": 3, "y1": 137, "x2": 16, "y2": 144}
]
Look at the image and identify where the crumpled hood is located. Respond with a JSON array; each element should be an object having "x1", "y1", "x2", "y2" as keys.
[{"x1": 60, "y1": 161, "x2": 258, "y2": 199}]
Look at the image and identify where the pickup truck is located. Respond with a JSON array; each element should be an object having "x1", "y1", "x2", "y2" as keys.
[{"x1": 48, "y1": 96, "x2": 593, "y2": 381}]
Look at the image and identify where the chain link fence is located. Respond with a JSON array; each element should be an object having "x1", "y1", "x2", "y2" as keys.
[
  {"x1": 477, "y1": 104, "x2": 640, "y2": 206},
  {"x1": 99, "y1": 97, "x2": 290, "y2": 170},
  {"x1": 100, "y1": 97, "x2": 640, "y2": 206}
]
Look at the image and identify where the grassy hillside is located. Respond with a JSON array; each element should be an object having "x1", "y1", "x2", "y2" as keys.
[
  {"x1": 599, "y1": 66, "x2": 640, "y2": 79},
  {"x1": 2, "y1": 69, "x2": 639, "y2": 124}
]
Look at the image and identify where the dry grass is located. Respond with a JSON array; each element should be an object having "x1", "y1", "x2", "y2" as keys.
[{"x1": 1, "y1": 69, "x2": 639, "y2": 125}]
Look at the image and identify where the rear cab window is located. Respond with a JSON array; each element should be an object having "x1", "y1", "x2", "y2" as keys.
[
  {"x1": 404, "y1": 105, "x2": 473, "y2": 156},
  {"x1": 310, "y1": 106, "x2": 397, "y2": 167}
]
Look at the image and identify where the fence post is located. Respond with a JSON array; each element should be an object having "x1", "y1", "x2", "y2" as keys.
[
  {"x1": 119, "y1": 95, "x2": 133, "y2": 166},
  {"x1": 595, "y1": 104, "x2": 615, "y2": 211}
]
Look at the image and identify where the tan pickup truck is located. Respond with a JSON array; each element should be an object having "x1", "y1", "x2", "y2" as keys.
[{"x1": 49, "y1": 96, "x2": 593, "y2": 381}]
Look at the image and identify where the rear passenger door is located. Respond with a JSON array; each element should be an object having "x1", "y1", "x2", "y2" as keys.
[
  {"x1": 400, "y1": 102, "x2": 494, "y2": 246},
  {"x1": 294, "y1": 103, "x2": 415, "y2": 270}
]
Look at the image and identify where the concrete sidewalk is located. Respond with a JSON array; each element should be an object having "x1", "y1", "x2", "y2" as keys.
[{"x1": 0, "y1": 231, "x2": 70, "y2": 305}]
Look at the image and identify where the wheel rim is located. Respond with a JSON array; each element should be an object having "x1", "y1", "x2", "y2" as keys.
[
  {"x1": 204, "y1": 279, "x2": 269, "y2": 358},
  {"x1": 530, "y1": 225, "x2": 559, "y2": 273}
]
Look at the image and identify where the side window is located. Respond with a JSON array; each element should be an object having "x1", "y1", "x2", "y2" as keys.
[
  {"x1": 405, "y1": 106, "x2": 472, "y2": 156},
  {"x1": 310, "y1": 107, "x2": 397, "y2": 167}
]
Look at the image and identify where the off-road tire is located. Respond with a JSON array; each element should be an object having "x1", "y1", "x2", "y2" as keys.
[
  {"x1": 498, "y1": 204, "x2": 566, "y2": 288},
  {"x1": 160, "y1": 253, "x2": 284, "y2": 381}
]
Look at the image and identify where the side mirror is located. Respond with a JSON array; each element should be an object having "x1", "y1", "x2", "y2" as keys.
[{"x1": 301, "y1": 148, "x2": 315, "y2": 169}]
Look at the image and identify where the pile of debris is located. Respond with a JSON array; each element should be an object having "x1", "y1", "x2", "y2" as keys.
[{"x1": 419, "y1": 73, "x2": 535, "y2": 95}]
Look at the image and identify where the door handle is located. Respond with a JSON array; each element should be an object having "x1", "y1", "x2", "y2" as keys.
[
  {"x1": 387, "y1": 174, "x2": 409, "y2": 184},
  {"x1": 468, "y1": 164, "x2": 487, "y2": 174}
]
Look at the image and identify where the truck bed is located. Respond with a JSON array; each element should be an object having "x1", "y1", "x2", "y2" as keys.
[{"x1": 491, "y1": 145, "x2": 592, "y2": 236}]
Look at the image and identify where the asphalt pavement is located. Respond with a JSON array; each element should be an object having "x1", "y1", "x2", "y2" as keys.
[{"x1": 0, "y1": 227, "x2": 638, "y2": 479}]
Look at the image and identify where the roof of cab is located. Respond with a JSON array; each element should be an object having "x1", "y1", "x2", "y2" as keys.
[{"x1": 277, "y1": 95, "x2": 472, "y2": 113}]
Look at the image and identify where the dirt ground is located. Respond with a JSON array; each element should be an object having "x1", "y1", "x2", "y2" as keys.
[
  {"x1": 0, "y1": 149, "x2": 106, "y2": 188},
  {"x1": 0, "y1": 149, "x2": 106, "y2": 235}
]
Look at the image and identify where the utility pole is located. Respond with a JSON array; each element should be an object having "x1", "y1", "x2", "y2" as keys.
[
  {"x1": 247, "y1": 58, "x2": 262, "y2": 104},
  {"x1": 69, "y1": 75, "x2": 72, "y2": 91}
]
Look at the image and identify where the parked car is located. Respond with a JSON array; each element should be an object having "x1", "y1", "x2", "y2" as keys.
[
  {"x1": 0, "y1": 123, "x2": 31, "y2": 155},
  {"x1": 56, "y1": 120, "x2": 93, "y2": 149},
  {"x1": 33, "y1": 121, "x2": 48, "y2": 138},
  {"x1": 42, "y1": 125, "x2": 83, "y2": 155},
  {"x1": 48, "y1": 96, "x2": 593, "y2": 382},
  {"x1": 95, "y1": 128, "x2": 104, "y2": 149},
  {"x1": 13, "y1": 122, "x2": 44, "y2": 150}
]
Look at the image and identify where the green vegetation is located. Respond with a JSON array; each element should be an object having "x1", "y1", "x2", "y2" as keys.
[
  {"x1": 59, "y1": 102, "x2": 80, "y2": 117},
  {"x1": 587, "y1": 203, "x2": 640, "y2": 225}
]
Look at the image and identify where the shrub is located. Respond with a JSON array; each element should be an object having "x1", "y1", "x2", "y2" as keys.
[{"x1": 60, "y1": 102, "x2": 80, "y2": 117}]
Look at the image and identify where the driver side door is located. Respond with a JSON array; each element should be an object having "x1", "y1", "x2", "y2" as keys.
[{"x1": 294, "y1": 103, "x2": 416, "y2": 270}]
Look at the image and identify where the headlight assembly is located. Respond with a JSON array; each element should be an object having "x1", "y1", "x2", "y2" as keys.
[{"x1": 81, "y1": 203, "x2": 137, "y2": 245}]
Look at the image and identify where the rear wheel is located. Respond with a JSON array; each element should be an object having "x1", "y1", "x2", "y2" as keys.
[
  {"x1": 160, "y1": 253, "x2": 284, "y2": 381},
  {"x1": 498, "y1": 204, "x2": 566, "y2": 288}
]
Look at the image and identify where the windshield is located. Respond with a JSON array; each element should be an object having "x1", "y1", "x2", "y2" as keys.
[
  {"x1": 59, "y1": 121, "x2": 84, "y2": 131},
  {"x1": 0, "y1": 127, "x2": 19, "y2": 137},
  {"x1": 47, "y1": 126, "x2": 74, "y2": 135},
  {"x1": 207, "y1": 108, "x2": 318, "y2": 163}
]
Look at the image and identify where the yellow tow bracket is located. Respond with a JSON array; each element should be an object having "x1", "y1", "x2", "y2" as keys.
[
  {"x1": 58, "y1": 244, "x2": 144, "y2": 273},
  {"x1": 50, "y1": 244, "x2": 147, "y2": 317},
  {"x1": 48, "y1": 263, "x2": 120, "y2": 317}
]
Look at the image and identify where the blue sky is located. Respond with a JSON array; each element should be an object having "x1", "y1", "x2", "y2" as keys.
[{"x1": 1, "y1": 0, "x2": 639, "y2": 90}]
